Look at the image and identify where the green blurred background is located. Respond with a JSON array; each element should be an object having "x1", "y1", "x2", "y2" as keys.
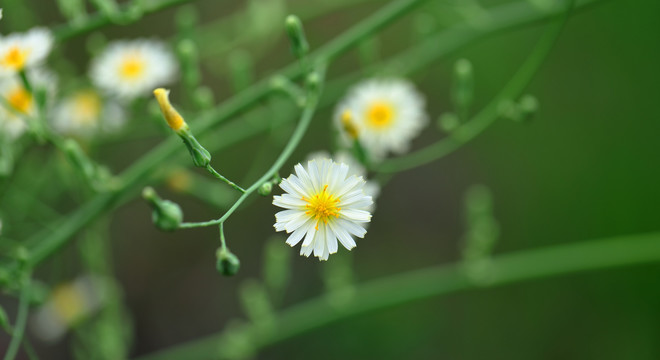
[{"x1": 1, "y1": 0, "x2": 659, "y2": 358}]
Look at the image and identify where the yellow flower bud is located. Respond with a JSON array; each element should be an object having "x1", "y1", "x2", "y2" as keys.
[
  {"x1": 341, "y1": 110, "x2": 358, "y2": 140},
  {"x1": 153, "y1": 88, "x2": 187, "y2": 132}
]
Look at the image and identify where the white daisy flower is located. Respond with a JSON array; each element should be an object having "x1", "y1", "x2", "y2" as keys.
[
  {"x1": 90, "y1": 39, "x2": 177, "y2": 100},
  {"x1": 273, "y1": 158, "x2": 373, "y2": 261},
  {"x1": 0, "y1": 27, "x2": 53, "y2": 76},
  {"x1": 31, "y1": 275, "x2": 108, "y2": 342},
  {"x1": 51, "y1": 89, "x2": 125, "y2": 138},
  {"x1": 307, "y1": 150, "x2": 381, "y2": 207},
  {"x1": 334, "y1": 78, "x2": 428, "y2": 160},
  {"x1": 0, "y1": 69, "x2": 56, "y2": 139}
]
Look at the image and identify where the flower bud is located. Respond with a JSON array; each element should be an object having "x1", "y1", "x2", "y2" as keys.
[
  {"x1": 285, "y1": 15, "x2": 309, "y2": 59},
  {"x1": 258, "y1": 182, "x2": 273, "y2": 197},
  {"x1": 178, "y1": 128, "x2": 212, "y2": 168},
  {"x1": 142, "y1": 187, "x2": 183, "y2": 231},
  {"x1": 518, "y1": 94, "x2": 539, "y2": 122},
  {"x1": 340, "y1": 110, "x2": 359, "y2": 140},
  {"x1": 153, "y1": 88, "x2": 187, "y2": 132},
  {"x1": 216, "y1": 247, "x2": 240, "y2": 276},
  {"x1": 452, "y1": 58, "x2": 474, "y2": 117},
  {"x1": 438, "y1": 112, "x2": 460, "y2": 133}
]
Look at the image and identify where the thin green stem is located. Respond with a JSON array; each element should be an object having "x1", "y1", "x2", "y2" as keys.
[
  {"x1": 206, "y1": 165, "x2": 246, "y2": 193},
  {"x1": 179, "y1": 69, "x2": 325, "y2": 229},
  {"x1": 137, "y1": 231, "x2": 660, "y2": 360},
  {"x1": 375, "y1": 0, "x2": 575, "y2": 173},
  {"x1": 53, "y1": 0, "x2": 198, "y2": 41},
  {"x1": 219, "y1": 223, "x2": 227, "y2": 251},
  {"x1": 3, "y1": 275, "x2": 31, "y2": 360}
]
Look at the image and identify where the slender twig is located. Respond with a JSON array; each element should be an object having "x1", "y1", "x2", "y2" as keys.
[
  {"x1": 3, "y1": 275, "x2": 31, "y2": 360},
  {"x1": 53, "y1": 0, "x2": 198, "y2": 41},
  {"x1": 206, "y1": 165, "x2": 246, "y2": 193},
  {"x1": 179, "y1": 68, "x2": 325, "y2": 229},
  {"x1": 136, "y1": 231, "x2": 660, "y2": 360}
]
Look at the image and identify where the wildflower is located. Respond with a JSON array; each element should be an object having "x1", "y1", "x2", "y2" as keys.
[
  {"x1": 90, "y1": 40, "x2": 177, "y2": 100},
  {"x1": 0, "y1": 28, "x2": 53, "y2": 76},
  {"x1": 31, "y1": 275, "x2": 106, "y2": 342},
  {"x1": 334, "y1": 78, "x2": 428, "y2": 160},
  {"x1": 273, "y1": 158, "x2": 373, "y2": 261},
  {"x1": 51, "y1": 89, "x2": 125, "y2": 138},
  {"x1": 0, "y1": 69, "x2": 56, "y2": 139}
]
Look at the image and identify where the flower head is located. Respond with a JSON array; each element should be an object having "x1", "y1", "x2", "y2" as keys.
[
  {"x1": 31, "y1": 275, "x2": 107, "y2": 342},
  {"x1": 50, "y1": 89, "x2": 125, "y2": 138},
  {"x1": 90, "y1": 40, "x2": 177, "y2": 100},
  {"x1": 334, "y1": 78, "x2": 428, "y2": 160},
  {"x1": 0, "y1": 28, "x2": 53, "y2": 76},
  {"x1": 0, "y1": 69, "x2": 56, "y2": 139},
  {"x1": 273, "y1": 158, "x2": 373, "y2": 261}
]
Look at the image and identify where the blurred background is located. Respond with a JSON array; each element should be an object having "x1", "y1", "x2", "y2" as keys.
[{"x1": 1, "y1": 0, "x2": 659, "y2": 359}]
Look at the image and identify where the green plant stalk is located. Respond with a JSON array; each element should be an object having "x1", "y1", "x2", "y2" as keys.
[
  {"x1": 53, "y1": 0, "x2": 198, "y2": 41},
  {"x1": 179, "y1": 73, "x2": 324, "y2": 229},
  {"x1": 2, "y1": 0, "x2": 433, "y2": 276},
  {"x1": 375, "y1": 0, "x2": 576, "y2": 173},
  {"x1": 3, "y1": 275, "x2": 30, "y2": 360},
  {"x1": 137, "y1": 231, "x2": 660, "y2": 360}
]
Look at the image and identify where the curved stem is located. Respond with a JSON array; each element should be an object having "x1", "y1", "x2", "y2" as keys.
[
  {"x1": 137, "y1": 231, "x2": 660, "y2": 360},
  {"x1": 3, "y1": 275, "x2": 31, "y2": 360},
  {"x1": 179, "y1": 70, "x2": 325, "y2": 229},
  {"x1": 53, "y1": 0, "x2": 197, "y2": 41},
  {"x1": 375, "y1": 0, "x2": 575, "y2": 174}
]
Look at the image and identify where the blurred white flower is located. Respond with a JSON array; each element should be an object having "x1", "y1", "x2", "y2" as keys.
[
  {"x1": 307, "y1": 150, "x2": 380, "y2": 208},
  {"x1": 31, "y1": 275, "x2": 107, "y2": 342},
  {"x1": 90, "y1": 39, "x2": 177, "y2": 100},
  {"x1": 0, "y1": 28, "x2": 53, "y2": 76},
  {"x1": 51, "y1": 89, "x2": 125, "y2": 138},
  {"x1": 334, "y1": 78, "x2": 428, "y2": 160},
  {"x1": 0, "y1": 69, "x2": 56, "y2": 139},
  {"x1": 273, "y1": 158, "x2": 373, "y2": 261}
]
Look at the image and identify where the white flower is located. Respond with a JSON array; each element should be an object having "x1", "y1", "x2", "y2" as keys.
[
  {"x1": 334, "y1": 78, "x2": 428, "y2": 160},
  {"x1": 31, "y1": 275, "x2": 107, "y2": 342},
  {"x1": 273, "y1": 158, "x2": 373, "y2": 261},
  {"x1": 307, "y1": 150, "x2": 381, "y2": 207},
  {"x1": 90, "y1": 39, "x2": 177, "y2": 100},
  {"x1": 0, "y1": 28, "x2": 53, "y2": 76},
  {"x1": 51, "y1": 89, "x2": 125, "y2": 138},
  {"x1": 0, "y1": 69, "x2": 56, "y2": 139}
]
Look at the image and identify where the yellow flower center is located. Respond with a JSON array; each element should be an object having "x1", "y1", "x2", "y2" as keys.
[
  {"x1": 7, "y1": 86, "x2": 32, "y2": 114},
  {"x1": 119, "y1": 55, "x2": 145, "y2": 80},
  {"x1": 1, "y1": 46, "x2": 29, "y2": 70},
  {"x1": 365, "y1": 101, "x2": 395, "y2": 129},
  {"x1": 72, "y1": 91, "x2": 102, "y2": 125},
  {"x1": 304, "y1": 185, "x2": 341, "y2": 229},
  {"x1": 52, "y1": 283, "x2": 86, "y2": 325}
]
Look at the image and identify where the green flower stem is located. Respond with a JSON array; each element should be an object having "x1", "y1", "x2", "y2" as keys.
[
  {"x1": 206, "y1": 165, "x2": 246, "y2": 193},
  {"x1": 375, "y1": 0, "x2": 575, "y2": 173},
  {"x1": 137, "y1": 231, "x2": 660, "y2": 360},
  {"x1": 178, "y1": 71, "x2": 325, "y2": 230},
  {"x1": 54, "y1": 0, "x2": 197, "y2": 41},
  {"x1": 3, "y1": 275, "x2": 31, "y2": 360}
]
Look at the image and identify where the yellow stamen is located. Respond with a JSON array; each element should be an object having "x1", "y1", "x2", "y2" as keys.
[
  {"x1": 7, "y1": 86, "x2": 32, "y2": 114},
  {"x1": 1, "y1": 46, "x2": 29, "y2": 71},
  {"x1": 341, "y1": 110, "x2": 359, "y2": 139},
  {"x1": 51, "y1": 283, "x2": 86, "y2": 325},
  {"x1": 365, "y1": 101, "x2": 394, "y2": 129},
  {"x1": 304, "y1": 184, "x2": 341, "y2": 230},
  {"x1": 153, "y1": 88, "x2": 187, "y2": 131},
  {"x1": 119, "y1": 55, "x2": 145, "y2": 80}
]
